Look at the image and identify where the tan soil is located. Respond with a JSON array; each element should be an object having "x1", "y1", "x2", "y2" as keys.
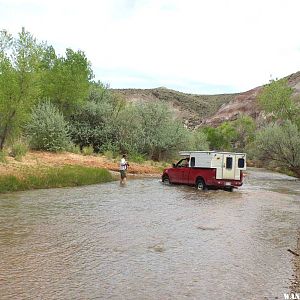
[
  {"x1": 294, "y1": 235, "x2": 300, "y2": 292},
  {"x1": 0, "y1": 151, "x2": 162, "y2": 178}
]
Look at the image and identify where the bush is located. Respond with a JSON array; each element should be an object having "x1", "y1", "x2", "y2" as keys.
[
  {"x1": 129, "y1": 152, "x2": 146, "y2": 163},
  {"x1": 188, "y1": 130, "x2": 209, "y2": 151},
  {"x1": 103, "y1": 150, "x2": 118, "y2": 160},
  {"x1": 254, "y1": 121, "x2": 300, "y2": 177},
  {"x1": 10, "y1": 140, "x2": 29, "y2": 161},
  {"x1": 25, "y1": 101, "x2": 71, "y2": 152},
  {"x1": 0, "y1": 151, "x2": 7, "y2": 163},
  {"x1": 69, "y1": 85, "x2": 123, "y2": 152},
  {"x1": 82, "y1": 145, "x2": 94, "y2": 156},
  {"x1": 68, "y1": 143, "x2": 81, "y2": 154}
]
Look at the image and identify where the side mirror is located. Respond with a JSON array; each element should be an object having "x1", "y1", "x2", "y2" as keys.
[{"x1": 172, "y1": 163, "x2": 176, "y2": 168}]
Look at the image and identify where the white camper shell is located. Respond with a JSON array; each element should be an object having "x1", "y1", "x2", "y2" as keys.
[{"x1": 179, "y1": 151, "x2": 246, "y2": 181}]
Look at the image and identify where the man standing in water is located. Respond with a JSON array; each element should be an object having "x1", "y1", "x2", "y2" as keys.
[{"x1": 119, "y1": 154, "x2": 129, "y2": 185}]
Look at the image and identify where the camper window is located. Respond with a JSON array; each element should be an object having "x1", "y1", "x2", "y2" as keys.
[
  {"x1": 190, "y1": 157, "x2": 195, "y2": 167},
  {"x1": 238, "y1": 158, "x2": 245, "y2": 168},
  {"x1": 226, "y1": 157, "x2": 233, "y2": 169}
]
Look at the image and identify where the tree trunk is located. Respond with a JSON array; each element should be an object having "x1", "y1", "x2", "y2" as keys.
[{"x1": 0, "y1": 110, "x2": 16, "y2": 150}]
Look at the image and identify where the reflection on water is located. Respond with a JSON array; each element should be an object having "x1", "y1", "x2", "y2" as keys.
[{"x1": 0, "y1": 168, "x2": 299, "y2": 299}]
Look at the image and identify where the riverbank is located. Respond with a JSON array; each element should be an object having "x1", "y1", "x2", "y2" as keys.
[
  {"x1": 0, "y1": 165, "x2": 114, "y2": 193},
  {"x1": 0, "y1": 151, "x2": 162, "y2": 193},
  {"x1": 292, "y1": 234, "x2": 300, "y2": 292}
]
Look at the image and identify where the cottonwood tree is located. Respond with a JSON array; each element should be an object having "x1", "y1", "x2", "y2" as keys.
[
  {"x1": 254, "y1": 77, "x2": 300, "y2": 177},
  {"x1": 40, "y1": 47, "x2": 94, "y2": 116},
  {"x1": 258, "y1": 78, "x2": 299, "y2": 123},
  {"x1": 0, "y1": 28, "x2": 42, "y2": 150},
  {"x1": 232, "y1": 115, "x2": 256, "y2": 152}
]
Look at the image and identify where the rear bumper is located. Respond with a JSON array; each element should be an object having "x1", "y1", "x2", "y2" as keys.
[{"x1": 206, "y1": 179, "x2": 243, "y2": 188}]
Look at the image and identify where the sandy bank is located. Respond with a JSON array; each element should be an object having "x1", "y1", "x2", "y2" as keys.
[{"x1": 0, "y1": 151, "x2": 162, "y2": 178}]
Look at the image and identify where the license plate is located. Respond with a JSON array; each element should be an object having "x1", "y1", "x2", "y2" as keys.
[{"x1": 225, "y1": 182, "x2": 231, "y2": 186}]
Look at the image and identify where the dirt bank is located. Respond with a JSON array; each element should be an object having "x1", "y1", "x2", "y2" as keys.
[
  {"x1": 0, "y1": 151, "x2": 162, "y2": 178},
  {"x1": 294, "y1": 234, "x2": 300, "y2": 292}
]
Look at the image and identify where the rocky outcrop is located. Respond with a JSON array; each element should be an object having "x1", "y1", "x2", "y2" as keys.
[{"x1": 202, "y1": 86, "x2": 262, "y2": 126}]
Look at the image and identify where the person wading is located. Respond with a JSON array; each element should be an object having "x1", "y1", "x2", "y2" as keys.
[{"x1": 119, "y1": 154, "x2": 129, "y2": 185}]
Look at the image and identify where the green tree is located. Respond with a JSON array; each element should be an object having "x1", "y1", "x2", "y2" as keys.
[
  {"x1": 40, "y1": 48, "x2": 93, "y2": 115},
  {"x1": 258, "y1": 78, "x2": 299, "y2": 122},
  {"x1": 254, "y1": 121, "x2": 300, "y2": 177},
  {"x1": 187, "y1": 129, "x2": 209, "y2": 151},
  {"x1": 232, "y1": 115, "x2": 256, "y2": 151},
  {"x1": 0, "y1": 28, "x2": 42, "y2": 150},
  {"x1": 203, "y1": 122, "x2": 237, "y2": 151}
]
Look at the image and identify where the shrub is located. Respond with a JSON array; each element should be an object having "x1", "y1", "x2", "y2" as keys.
[
  {"x1": 103, "y1": 150, "x2": 115, "y2": 160},
  {"x1": 25, "y1": 101, "x2": 71, "y2": 152},
  {"x1": 68, "y1": 143, "x2": 81, "y2": 154},
  {"x1": 82, "y1": 145, "x2": 94, "y2": 156},
  {"x1": 129, "y1": 152, "x2": 146, "y2": 163},
  {"x1": 188, "y1": 130, "x2": 209, "y2": 151},
  {"x1": 254, "y1": 120, "x2": 300, "y2": 177},
  {"x1": 10, "y1": 140, "x2": 29, "y2": 161},
  {"x1": 0, "y1": 151, "x2": 7, "y2": 163},
  {"x1": 69, "y1": 86, "x2": 123, "y2": 152}
]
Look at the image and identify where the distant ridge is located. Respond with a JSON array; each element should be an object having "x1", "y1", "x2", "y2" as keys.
[{"x1": 112, "y1": 71, "x2": 300, "y2": 128}]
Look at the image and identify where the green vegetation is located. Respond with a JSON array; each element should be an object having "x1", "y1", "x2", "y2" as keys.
[
  {"x1": 82, "y1": 145, "x2": 94, "y2": 156},
  {"x1": 10, "y1": 139, "x2": 28, "y2": 161},
  {"x1": 254, "y1": 121, "x2": 300, "y2": 177},
  {"x1": 0, "y1": 150, "x2": 7, "y2": 163},
  {"x1": 1, "y1": 28, "x2": 300, "y2": 180},
  {"x1": 0, "y1": 29, "x2": 41, "y2": 150},
  {"x1": 202, "y1": 115, "x2": 256, "y2": 152},
  {"x1": 40, "y1": 47, "x2": 93, "y2": 115},
  {"x1": 253, "y1": 79, "x2": 300, "y2": 177},
  {"x1": 25, "y1": 101, "x2": 71, "y2": 151},
  {"x1": 0, "y1": 165, "x2": 114, "y2": 193},
  {"x1": 258, "y1": 78, "x2": 299, "y2": 122}
]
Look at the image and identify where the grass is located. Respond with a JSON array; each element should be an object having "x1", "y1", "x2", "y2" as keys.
[{"x1": 0, "y1": 165, "x2": 115, "y2": 193}]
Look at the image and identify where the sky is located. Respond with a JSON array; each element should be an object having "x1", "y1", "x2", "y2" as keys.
[{"x1": 1, "y1": 0, "x2": 300, "y2": 94}]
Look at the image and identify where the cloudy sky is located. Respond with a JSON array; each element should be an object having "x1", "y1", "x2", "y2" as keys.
[{"x1": 1, "y1": 0, "x2": 300, "y2": 94}]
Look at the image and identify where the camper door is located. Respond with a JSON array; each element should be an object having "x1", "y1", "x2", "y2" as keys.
[{"x1": 222, "y1": 154, "x2": 236, "y2": 180}]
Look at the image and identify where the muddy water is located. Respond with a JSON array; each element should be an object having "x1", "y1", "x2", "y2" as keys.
[{"x1": 0, "y1": 168, "x2": 299, "y2": 300}]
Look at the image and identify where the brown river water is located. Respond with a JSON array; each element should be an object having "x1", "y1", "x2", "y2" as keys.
[{"x1": 0, "y1": 168, "x2": 299, "y2": 300}]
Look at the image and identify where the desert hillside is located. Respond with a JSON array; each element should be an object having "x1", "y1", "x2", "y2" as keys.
[{"x1": 112, "y1": 71, "x2": 300, "y2": 127}]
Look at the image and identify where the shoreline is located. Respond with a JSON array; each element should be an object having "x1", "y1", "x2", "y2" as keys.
[
  {"x1": 292, "y1": 234, "x2": 300, "y2": 292},
  {"x1": 0, "y1": 151, "x2": 162, "y2": 193}
]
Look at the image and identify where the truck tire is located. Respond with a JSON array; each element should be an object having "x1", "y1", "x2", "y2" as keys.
[
  {"x1": 162, "y1": 175, "x2": 171, "y2": 185},
  {"x1": 196, "y1": 178, "x2": 206, "y2": 190}
]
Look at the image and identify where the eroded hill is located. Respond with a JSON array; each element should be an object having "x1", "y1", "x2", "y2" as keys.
[{"x1": 112, "y1": 71, "x2": 300, "y2": 128}]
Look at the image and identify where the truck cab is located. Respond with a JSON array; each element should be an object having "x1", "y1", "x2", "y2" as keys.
[{"x1": 161, "y1": 151, "x2": 246, "y2": 191}]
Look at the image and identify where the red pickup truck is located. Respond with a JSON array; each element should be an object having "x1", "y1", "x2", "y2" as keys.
[{"x1": 161, "y1": 151, "x2": 246, "y2": 191}]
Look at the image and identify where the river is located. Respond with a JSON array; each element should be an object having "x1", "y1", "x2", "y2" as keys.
[{"x1": 0, "y1": 168, "x2": 299, "y2": 299}]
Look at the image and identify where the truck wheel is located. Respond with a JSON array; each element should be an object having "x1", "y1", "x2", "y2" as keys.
[
  {"x1": 196, "y1": 178, "x2": 206, "y2": 190},
  {"x1": 162, "y1": 175, "x2": 171, "y2": 185}
]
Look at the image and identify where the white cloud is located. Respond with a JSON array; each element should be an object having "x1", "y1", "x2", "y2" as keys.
[{"x1": 1, "y1": 0, "x2": 300, "y2": 93}]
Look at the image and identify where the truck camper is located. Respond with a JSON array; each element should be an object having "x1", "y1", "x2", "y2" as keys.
[{"x1": 161, "y1": 151, "x2": 246, "y2": 191}]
